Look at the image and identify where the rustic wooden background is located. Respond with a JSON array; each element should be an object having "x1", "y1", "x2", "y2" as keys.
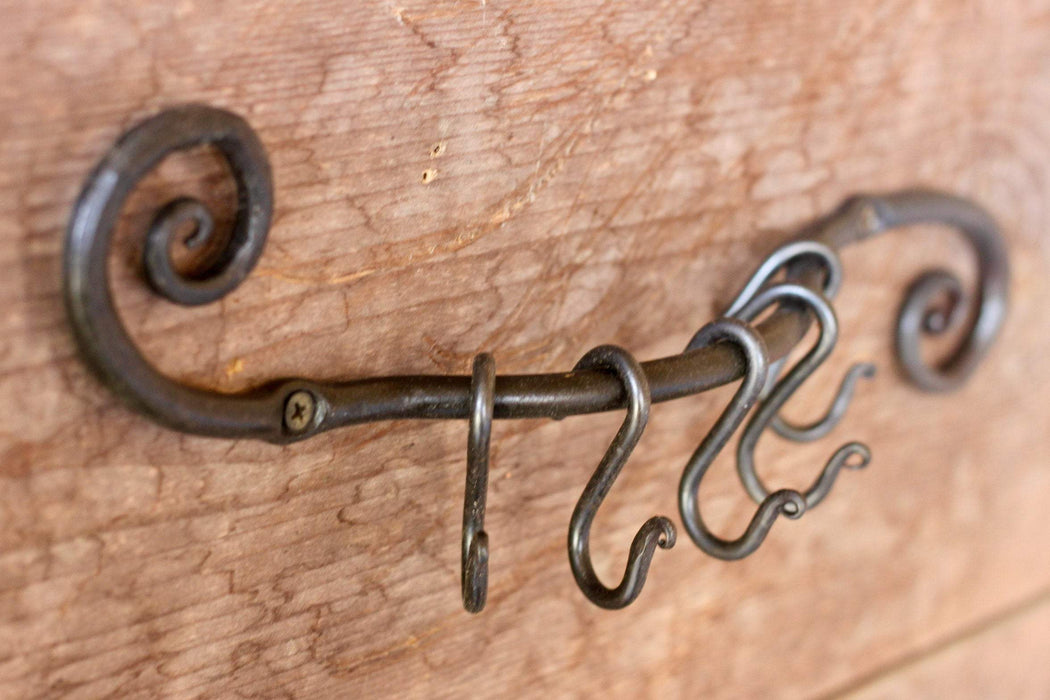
[{"x1": 2, "y1": 1, "x2": 1050, "y2": 697}]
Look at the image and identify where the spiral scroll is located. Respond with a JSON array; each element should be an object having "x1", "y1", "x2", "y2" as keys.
[
  {"x1": 799, "y1": 192, "x2": 1009, "y2": 393},
  {"x1": 63, "y1": 105, "x2": 287, "y2": 439}
]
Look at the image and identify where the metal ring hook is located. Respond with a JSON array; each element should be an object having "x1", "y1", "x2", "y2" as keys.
[
  {"x1": 678, "y1": 319, "x2": 806, "y2": 560},
  {"x1": 462, "y1": 353, "x2": 495, "y2": 613},
  {"x1": 734, "y1": 283, "x2": 872, "y2": 510},
  {"x1": 725, "y1": 239, "x2": 875, "y2": 442},
  {"x1": 567, "y1": 345, "x2": 676, "y2": 610}
]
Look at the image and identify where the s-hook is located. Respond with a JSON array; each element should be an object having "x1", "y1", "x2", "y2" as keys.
[
  {"x1": 724, "y1": 239, "x2": 876, "y2": 443},
  {"x1": 567, "y1": 346, "x2": 676, "y2": 609},
  {"x1": 677, "y1": 319, "x2": 806, "y2": 560},
  {"x1": 63, "y1": 104, "x2": 1010, "y2": 612},
  {"x1": 733, "y1": 283, "x2": 872, "y2": 511},
  {"x1": 463, "y1": 353, "x2": 495, "y2": 613}
]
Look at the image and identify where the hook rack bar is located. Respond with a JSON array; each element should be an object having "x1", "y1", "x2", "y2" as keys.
[
  {"x1": 64, "y1": 105, "x2": 1007, "y2": 444},
  {"x1": 62, "y1": 104, "x2": 1010, "y2": 611}
]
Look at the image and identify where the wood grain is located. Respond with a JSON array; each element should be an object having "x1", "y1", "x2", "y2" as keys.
[
  {"x1": 841, "y1": 592, "x2": 1050, "y2": 699},
  {"x1": 2, "y1": 1, "x2": 1050, "y2": 697}
]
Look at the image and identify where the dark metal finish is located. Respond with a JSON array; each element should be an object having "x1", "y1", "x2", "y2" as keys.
[
  {"x1": 677, "y1": 319, "x2": 806, "y2": 560},
  {"x1": 723, "y1": 237, "x2": 876, "y2": 442},
  {"x1": 462, "y1": 353, "x2": 495, "y2": 614},
  {"x1": 818, "y1": 193, "x2": 1010, "y2": 394},
  {"x1": 61, "y1": 105, "x2": 1012, "y2": 610},
  {"x1": 734, "y1": 284, "x2": 871, "y2": 511},
  {"x1": 724, "y1": 239, "x2": 843, "y2": 318},
  {"x1": 64, "y1": 105, "x2": 277, "y2": 440},
  {"x1": 566, "y1": 346, "x2": 675, "y2": 610}
]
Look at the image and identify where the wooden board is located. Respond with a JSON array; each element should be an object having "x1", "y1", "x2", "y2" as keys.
[
  {"x1": 842, "y1": 595, "x2": 1050, "y2": 699},
  {"x1": 2, "y1": 1, "x2": 1049, "y2": 697}
]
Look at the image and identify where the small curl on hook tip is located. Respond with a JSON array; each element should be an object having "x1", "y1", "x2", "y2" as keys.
[
  {"x1": 567, "y1": 345, "x2": 675, "y2": 610},
  {"x1": 801, "y1": 441, "x2": 871, "y2": 510}
]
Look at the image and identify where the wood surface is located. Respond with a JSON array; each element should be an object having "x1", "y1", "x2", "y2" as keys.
[{"x1": 2, "y1": 1, "x2": 1050, "y2": 697}]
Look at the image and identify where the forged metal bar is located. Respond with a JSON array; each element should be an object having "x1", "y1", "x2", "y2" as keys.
[{"x1": 63, "y1": 105, "x2": 1010, "y2": 446}]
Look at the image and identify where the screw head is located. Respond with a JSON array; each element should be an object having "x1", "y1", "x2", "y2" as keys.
[{"x1": 284, "y1": 391, "x2": 316, "y2": 433}]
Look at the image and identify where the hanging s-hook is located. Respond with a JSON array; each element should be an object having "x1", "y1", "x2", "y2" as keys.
[
  {"x1": 725, "y1": 239, "x2": 875, "y2": 442},
  {"x1": 734, "y1": 283, "x2": 872, "y2": 510},
  {"x1": 678, "y1": 319, "x2": 806, "y2": 560},
  {"x1": 567, "y1": 345, "x2": 676, "y2": 610},
  {"x1": 462, "y1": 353, "x2": 494, "y2": 613},
  {"x1": 768, "y1": 363, "x2": 876, "y2": 442}
]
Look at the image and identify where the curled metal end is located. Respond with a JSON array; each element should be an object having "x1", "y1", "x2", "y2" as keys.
[
  {"x1": 771, "y1": 362, "x2": 876, "y2": 442},
  {"x1": 735, "y1": 283, "x2": 870, "y2": 511},
  {"x1": 895, "y1": 267, "x2": 988, "y2": 392},
  {"x1": 64, "y1": 104, "x2": 284, "y2": 438},
  {"x1": 462, "y1": 529, "x2": 490, "y2": 614},
  {"x1": 736, "y1": 489, "x2": 807, "y2": 546},
  {"x1": 803, "y1": 441, "x2": 871, "y2": 509},
  {"x1": 463, "y1": 353, "x2": 495, "y2": 613},
  {"x1": 822, "y1": 192, "x2": 1010, "y2": 394},
  {"x1": 567, "y1": 345, "x2": 675, "y2": 610},
  {"x1": 678, "y1": 319, "x2": 808, "y2": 560},
  {"x1": 913, "y1": 270, "x2": 967, "y2": 334},
  {"x1": 144, "y1": 196, "x2": 220, "y2": 305}
]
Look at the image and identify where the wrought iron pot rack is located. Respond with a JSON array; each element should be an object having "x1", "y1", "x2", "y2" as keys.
[{"x1": 64, "y1": 105, "x2": 1010, "y2": 613}]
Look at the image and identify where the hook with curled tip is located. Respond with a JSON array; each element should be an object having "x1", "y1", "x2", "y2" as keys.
[
  {"x1": 725, "y1": 238, "x2": 875, "y2": 443},
  {"x1": 734, "y1": 283, "x2": 872, "y2": 510},
  {"x1": 769, "y1": 361, "x2": 876, "y2": 443},
  {"x1": 678, "y1": 319, "x2": 806, "y2": 560},
  {"x1": 567, "y1": 345, "x2": 675, "y2": 610},
  {"x1": 462, "y1": 353, "x2": 495, "y2": 613}
]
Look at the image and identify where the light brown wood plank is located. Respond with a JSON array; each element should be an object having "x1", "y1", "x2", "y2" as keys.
[{"x1": 839, "y1": 590, "x2": 1050, "y2": 700}]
